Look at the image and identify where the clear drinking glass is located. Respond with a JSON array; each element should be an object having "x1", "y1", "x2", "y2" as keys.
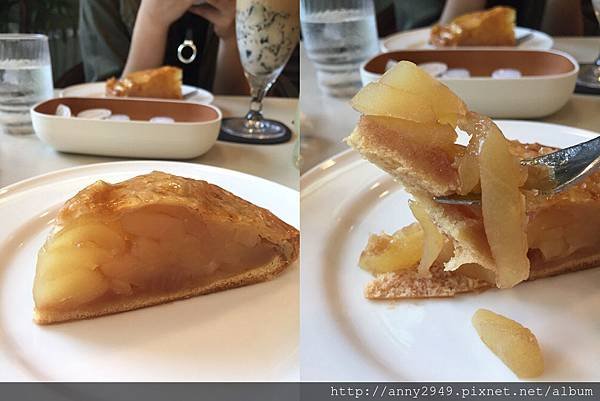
[
  {"x1": 0, "y1": 34, "x2": 53, "y2": 135},
  {"x1": 300, "y1": 0, "x2": 379, "y2": 97},
  {"x1": 577, "y1": 0, "x2": 600, "y2": 88},
  {"x1": 220, "y1": 0, "x2": 300, "y2": 142}
]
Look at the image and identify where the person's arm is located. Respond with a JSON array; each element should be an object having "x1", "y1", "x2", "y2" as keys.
[
  {"x1": 439, "y1": 0, "x2": 486, "y2": 23},
  {"x1": 191, "y1": 0, "x2": 249, "y2": 95},
  {"x1": 123, "y1": 0, "x2": 197, "y2": 75},
  {"x1": 79, "y1": 0, "x2": 132, "y2": 81},
  {"x1": 541, "y1": 0, "x2": 583, "y2": 36}
]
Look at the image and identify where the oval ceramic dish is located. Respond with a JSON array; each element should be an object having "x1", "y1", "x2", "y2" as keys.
[
  {"x1": 360, "y1": 49, "x2": 578, "y2": 119},
  {"x1": 31, "y1": 97, "x2": 222, "y2": 159}
]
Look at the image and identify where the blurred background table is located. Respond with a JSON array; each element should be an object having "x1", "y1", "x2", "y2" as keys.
[
  {"x1": 300, "y1": 37, "x2": 600, "y2": 174},
  {"x1": 0, "y1": 96, "x2": 299, "y2": 190}
]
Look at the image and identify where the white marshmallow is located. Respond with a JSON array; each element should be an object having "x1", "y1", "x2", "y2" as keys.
[
  {"x1": 385, "y1": 60, "x2": 399, "y2": 72},
  {"x1": 55, "y1": 104, "x2": 72, "y2": 117},
  {"x1": 417, "y1": 62, "x2": 448, "y2": 77},
  {"x1": 77, "y1": 108, "x2": 112, "y2": 119},
  {"x1": 150, "y1": 116, "x2": 175, "y2": 123},
  {"x1": 492, "y1": 68, "x2": 522, "y2": 79},
  {"x1": 443, "y1": 68, "x2": 471, "y2": 79},
  {"x1": 108, "y1": 114, "x2": 130, "y2": 121}
]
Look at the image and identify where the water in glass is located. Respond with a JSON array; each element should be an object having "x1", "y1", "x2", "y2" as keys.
[
  {"x1": 301, "y1": 1, "x2": 379, "y2": 97},
  {"x1": 0, "y1": 34, "x2": 53, "y2": 135}
]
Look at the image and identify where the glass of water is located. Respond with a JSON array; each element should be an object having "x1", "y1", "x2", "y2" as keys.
[
  {"x1": 301, "y1": 0, "x2": 379, "y2": 97},
  {"x1": 0, "y1": 34, "x2": 53, "y2": 135}
]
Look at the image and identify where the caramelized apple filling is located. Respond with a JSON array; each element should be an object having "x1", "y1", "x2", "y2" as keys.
[
  {"x1": 351, "y1": 61, "x2": 467, "y2": 126},
  {"x1": 456, "y1": 263, "x2": 496, "y2": 284},
  {"x1": 456, "y1": 113, "x2": 487, "y2": 195},
  {"x1": 451, "y1": 113, "x2": 530, "y2": 287},
  {"x1": 409, "y1": 201, "x2": 445, "y2": 277},
  {"x1": 528, "y1": 205, "x2": 600, "y2": 261},
  {"x1": 477, "y1": 117, "x2": 530, "y2": 288},
  {"x1": 359, "y1": 211, "x2": 453, "y2": 276},
  {"x1": 359, "y1": 223, "x2": 424, "y2": 274},
  {"x1": 34, "y1": 206, "x2": 278, "y2": 311}
]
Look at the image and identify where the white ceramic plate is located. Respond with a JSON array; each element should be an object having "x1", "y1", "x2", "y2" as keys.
[
  {"x1": 0, "y1": 161, "x2": 299, "y2": 381},
  {"x1": 300, "y1": 121, "x2": 600, "y2": 381},
  {"x1": 60, "y1": 82, "x2": 214, "y2": 105},
  {"x1": 382, "y1": 27, "x2": 553, "y2": 52}
]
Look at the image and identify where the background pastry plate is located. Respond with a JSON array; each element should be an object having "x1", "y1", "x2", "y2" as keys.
[
  {"x1": 60, "y1": 82, "x2": 214, "y2": 105},
  {"x1": 381, "y1": 27, "x2": 553, "y2": 52}
]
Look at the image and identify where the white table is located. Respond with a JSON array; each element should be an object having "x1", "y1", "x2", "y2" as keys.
[
  {"x1": 300, "y1": 37, "x2": 600, "y2": 173},
  {"x1": 0, "y1": 96, "x2": 299, "y2": 190}
]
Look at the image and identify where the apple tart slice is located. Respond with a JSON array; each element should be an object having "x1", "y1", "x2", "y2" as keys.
[
  {"x1": 430, "y1": 6, "x2": 516, "y2": 47},
  {"x1": 348, "y1": 61, "x2": 600, "y2": 299},
  {"x1": 105, "y1": 66, "x2": 182, "y2": 99},
  {"x1": 33, "y1": 171, "x2": 299, "y2": 324}
]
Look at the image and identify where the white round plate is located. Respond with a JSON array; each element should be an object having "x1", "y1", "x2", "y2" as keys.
[
  {"x1": 60, "y1": 82, "x2": 214, "y2": 104},
  {"x1": 0, "y1": 161, "x2": 298, "y2": 381},
  {"x1": 381, "y1": 27, "x2": 553, "y2": 52},
  {"x1": 301, "y1": 121, "x2": 600, "y2": 381}
]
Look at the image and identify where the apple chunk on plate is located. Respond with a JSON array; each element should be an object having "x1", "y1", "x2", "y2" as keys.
[{"x1": 359, "y1": 223, "x2": 424, "y2": 274}]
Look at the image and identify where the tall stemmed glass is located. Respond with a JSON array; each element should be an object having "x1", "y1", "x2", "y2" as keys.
[
  {"x1": 220, "y1": 0, "x2": 299, "y2": 142},
  {"x1": 577, "y1": 0, "x2": 600, "y2": 88}
]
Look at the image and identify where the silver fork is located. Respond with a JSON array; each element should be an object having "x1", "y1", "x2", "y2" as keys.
[
  {"x1": 434, "y1": 135, "x2": 600, "y2": 205},
  {"x1": 516, "y1": 32, "x2": 534, "y2": 46}
]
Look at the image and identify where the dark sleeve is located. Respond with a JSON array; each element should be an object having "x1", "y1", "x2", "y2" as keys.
[
  {"x1": 79, "y1": 0, "x2": 133, "y2": 81},
  {"x1": 164, "y1": 12, "x2": 217, "y2": 90},
  {"x1": 269, "y1": 44, "x2": 299, "y2": 98},
  {"x1": 486, "y1": 0, "x2": 546, "y2": 29}
]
